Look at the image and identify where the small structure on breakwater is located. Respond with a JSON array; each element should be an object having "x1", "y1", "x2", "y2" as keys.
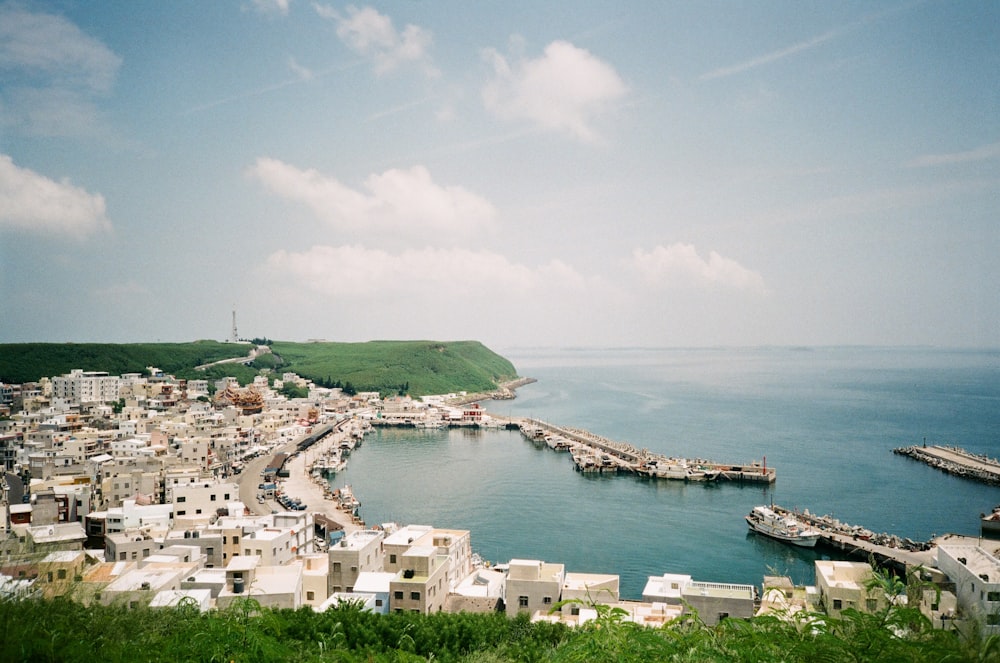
[
  {"x1": 893, "y1": 444, "x2": 1000, "y2": 486},
  {"x1": 518, "y1": 419, "x2": 776, "y2": 484}
]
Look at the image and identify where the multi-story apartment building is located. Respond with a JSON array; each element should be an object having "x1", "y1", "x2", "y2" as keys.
[
  {"x1": 505, "y1": 559, "x2": 565, "y2": 617},
  {"x1": 51, "y1": 370, "x2": 121, "y2": 406},
  {"x1": 938, "y1": 544, "x2": 1000, "y2": 632},
  {"x1": 389, "y1": 544, "x2": 451, "y2": 614},
  {"x1": 329, "y1": 529, "x2": 385, "y2": 594},
  {"x1": 172, "y1": 480, "x2": 240, "y2": 525},
  {"x1": 813, "y1": 560, "x2": 886, "y2": 618},
  {"x1": 384, "y1": 526, "x2": 473, "y2": 595}
]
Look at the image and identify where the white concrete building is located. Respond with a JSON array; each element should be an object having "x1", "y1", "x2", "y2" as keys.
[
  {"x1": 814, "y1": 560, "x2": 883, "y2": 618},
  {"x1": 505, "y1": 559, "x2": 565, "y2": 617},
  {"x1": 51, "y1": 370, "x2": 121, "y2": 406},
  {"x1": 171, "y1": 480, "x2": 240, "y2": 525},
  {"x1": 329, "y1": 529, "x2": 385, "y2": 594},
  {"x1": 938, "y1": 544, "x2": 1000, "y2": 632},
  {"x1": 643, "y1": 573, "x2": 756, "y2": 626}
]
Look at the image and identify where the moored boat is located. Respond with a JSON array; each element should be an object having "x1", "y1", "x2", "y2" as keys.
[{"x1": 746, "y1": 506, "x2": 821, "y2": 547}]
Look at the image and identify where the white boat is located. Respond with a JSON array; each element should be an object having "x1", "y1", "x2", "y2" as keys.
[{"x1": 746, "y1": 506, "x2": 821, "y2": 547}]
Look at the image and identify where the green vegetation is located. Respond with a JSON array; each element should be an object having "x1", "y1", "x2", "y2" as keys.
[
  {"x1": 268, "y1": 340, "x2": 517, "y2": 396},
  {"x1": 0, "y1": 591, "x2": 985, "y2": 662},
  {"x1": 0, "y1": 340, "x2": 249, "y2": 385},
  {"x1": 0, "y1": 340, "x2": 518, "y2": 397}
]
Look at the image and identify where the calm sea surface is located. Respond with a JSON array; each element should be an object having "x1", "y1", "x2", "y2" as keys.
[{"x1": 330, "y1": 347, "x2": 1000, "y2": 599}]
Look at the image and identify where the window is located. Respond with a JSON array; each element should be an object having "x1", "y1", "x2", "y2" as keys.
[
  {"x1": 570, "y1": 606, "x2": 580, "y2": 616},
  {"x1": 411, "y1": 591, "x2": 420, "y2": 601},
  {"x1": 57, "y1": 569, "x2": 66, "y2": 580},
  {"x1": 119, "y1": 552, "x2": 126, "y2": 561},
  {"x1": 224, "y1": 493, "x2": 230, "y2": 500},
  {"x1": 989, "y1": 592, "x2": 1000, "y2": 602},
  {"x1": 233, "y1": 536, "x2": 239, "y2": 545},
  {"x1": 177, "y1": 496, "x2": 186, "y2": 503},
  {"x1": 333, "y1": 562, "x2": 341, "y2": 572},
  {"x1": 176, "y1": 510, "x2": 186, "y2": 516},
  {"x1": 718, "y1": 612, "x2": 729, "y2": 621},
  {"x1": 833, "y1": 599, "x2": 842, "y2": 610},
  {"x1": 394, "y1": 591, "x2": 403, "y2": 599},
  {"x1": 542, "y1": 596, "x2": 552, "y2": 605},
  {"x1": 866, "y1": 598, "x2": 878, "y2": 612},
  {"x1": 306, "y1": 591, "x2": 315, "y2": 601},
  {"x1": 210, "y1": 494, "x2": 217, "y2": 501},
  {"x1": 990, "y1": 614, "x2": 1000, "y2": 626},
  {"x1": 518, "y1": 596, "x2": 529, "y2": 608},
  {"x1": 47, "y1": 572, "x2": 54, "y2": 582},
  {"x1": 375, "y1": 599, "x2": 383, "y2": 607},
  {"x1": 389, "y1": 554, "x2": 397, "y2": 564}
]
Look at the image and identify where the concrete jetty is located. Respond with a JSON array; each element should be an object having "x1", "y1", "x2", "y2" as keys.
[
  {"x1": 519, "y1": 418, "x2": 776, "y2": 484},
  {"x1": 771, "y1": 505, "x2": 937, "y2": 572},
  {"x1": 893, "y1": 444, "x2": 1000, "y2": 486}
]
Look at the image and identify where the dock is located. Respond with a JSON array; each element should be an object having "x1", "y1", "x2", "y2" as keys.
[
  {"x1": 893, "y1": 444, "x2": 1000, "y2": 486},
  {"x1": 518, "y1": 418, "x2": 776, "y2": 484},
  {"x1": 771, "y1": 505, "x2": 937, "y2": 572}
]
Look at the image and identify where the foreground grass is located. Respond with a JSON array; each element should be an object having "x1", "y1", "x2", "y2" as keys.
[{"x1": 0, "y1": 595, "x2": 986, "y2": 662}]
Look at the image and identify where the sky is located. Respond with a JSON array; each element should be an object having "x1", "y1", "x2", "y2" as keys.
[{"x1": 1, "y1": 0, "x2": 998, "y2": 350}]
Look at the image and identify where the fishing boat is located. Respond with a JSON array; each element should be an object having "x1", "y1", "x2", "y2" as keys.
[
  {"x1": 745, "y1": 506, "x2": 821, "y2": 547},
  {"x1": 644, "y1": 458, "x2": 719, "y2": 481}
]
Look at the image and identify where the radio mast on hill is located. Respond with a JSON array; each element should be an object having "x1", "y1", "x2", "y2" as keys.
[{"x1": 230, "y1": 307, "x2": 239, "y2": 343}]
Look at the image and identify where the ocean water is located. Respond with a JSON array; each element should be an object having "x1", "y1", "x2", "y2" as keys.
[{"x1": 331, "y1": 347, "x2": 1000, "y2": 599}]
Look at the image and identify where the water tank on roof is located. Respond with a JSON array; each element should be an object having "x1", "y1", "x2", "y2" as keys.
[{"x1": 233, "y1": 578, "x2": 244, "y2": 594}]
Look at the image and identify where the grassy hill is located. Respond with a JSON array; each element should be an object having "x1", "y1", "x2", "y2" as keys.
[{"x1": 0, "y1": 340, "x2": 519, "y2": 397}]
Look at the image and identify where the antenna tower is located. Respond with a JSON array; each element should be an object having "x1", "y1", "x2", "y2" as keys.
[{"x1": 230, "y1": 307, "x2": 239, "y2": 343}]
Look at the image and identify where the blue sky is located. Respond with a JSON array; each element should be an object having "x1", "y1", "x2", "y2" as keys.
[{"x1": 1, "y1": 0, "x2": 997, "y2": 349}]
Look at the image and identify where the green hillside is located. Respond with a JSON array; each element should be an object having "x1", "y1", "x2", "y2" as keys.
[
  {"x1": 0, "y1": 341, "x2": 247, "y2": 385},
  {"x1": 268, "y1": 340, "x2": 517, "y2": 396},
  {"x1": 0, "y1": 340, "x2": 519, "y2": 397}
]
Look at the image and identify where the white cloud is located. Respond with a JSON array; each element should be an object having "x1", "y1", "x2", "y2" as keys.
[
  {"x1": 632, "y1": 243, "x2": 766, "y2": 293},
  {"x1": 247, "y1": 158, "x2": 496, "y2": 237},
  {"x1": 314, "y1": 4, "x2": 436, "y2": 76},
  {"x1": 905, "y1": 141, "x2": 1000, "y2": 168},
  {"x1": 482, "y1": 40, "x2": 628, "y2": 143},
  {"x1": 248, "y1": 0, "x2": 291, "y2": 15},
  {"x1": 287, "y1": 56, "x2": 313, "y2": 80},
  {"x1": 0, "y1": 4, "x2": 121, "y2": 91},
  {"x1": 0, "y1": 4, "x2": 120, "y2": 137},
  {"x1": 266, "y1": 245, "x2": 588, "y2": 297},
  {"x1": 0, "y1": 154, "x2": 111, "y2": 237}
]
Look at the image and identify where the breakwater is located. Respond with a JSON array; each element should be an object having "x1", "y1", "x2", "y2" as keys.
[
  {"x1": 893, "y1": 444, "x2": 1000, "y2": 486},
  {"x1": 519, "y1": 418, "x2": 775, "y2": 483}
]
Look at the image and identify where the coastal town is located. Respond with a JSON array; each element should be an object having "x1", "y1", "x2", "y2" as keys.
[{"x1": 0, "y1": 363, "x2": 996, "y2": 633}]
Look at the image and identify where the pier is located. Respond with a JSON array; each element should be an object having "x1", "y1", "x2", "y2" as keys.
[
  {"x1": 771, "y1": 505, "x2": 937, "y2": 572},
  {"x1": 518, "y1": 418, "x2": 776, "y2": 483},
  {"x1": 893, "y1": 444, "x2": 1000, "y2": 486}
]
